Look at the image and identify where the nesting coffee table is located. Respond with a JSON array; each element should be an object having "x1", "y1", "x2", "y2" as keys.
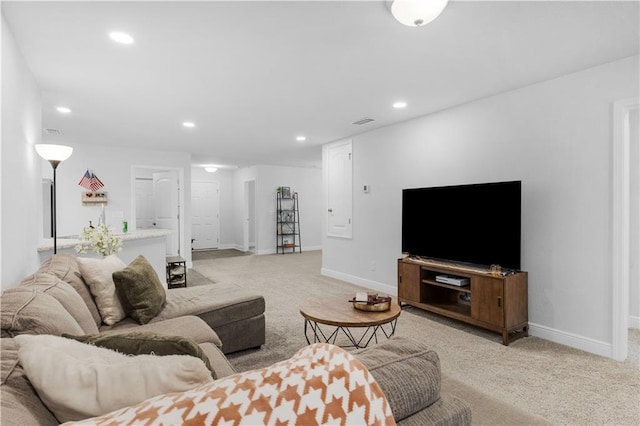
[{"x1": 299, "y1": 295, "x2": 401, "y2": 349}]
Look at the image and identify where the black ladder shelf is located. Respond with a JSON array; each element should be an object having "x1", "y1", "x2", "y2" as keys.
[{"x1": 276, "y1": 192, "x2": 301, "y2": 254}]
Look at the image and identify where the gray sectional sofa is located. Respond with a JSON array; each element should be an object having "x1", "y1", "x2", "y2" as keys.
[{"x1": 0, "y1": 253, "x2": 471, "y2": 425}]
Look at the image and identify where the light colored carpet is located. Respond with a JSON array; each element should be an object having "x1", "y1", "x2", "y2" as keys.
[
  {"x1": 191, "y1": 248, "x2": 250, "y2": 261},
  {"x1": 193, "y1": 251, "x2": 640, "y2": 425}
]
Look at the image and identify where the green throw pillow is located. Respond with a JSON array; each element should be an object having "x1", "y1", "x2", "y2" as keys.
[
  {"x1": 112, "y1": 255, "x2": 166, "y2": 324},
  {"x1": 62, "y1": 332, "x2": 215, "y2": 378}
]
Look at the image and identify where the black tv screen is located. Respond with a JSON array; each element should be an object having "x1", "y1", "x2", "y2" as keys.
[{"x1": 402, "y1": 181, "x2": 521, "y2": 270}]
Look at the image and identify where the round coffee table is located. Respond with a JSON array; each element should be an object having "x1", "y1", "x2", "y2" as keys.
[{"x1": 299, "y1": 295, "x2": 401, "y2": 348}]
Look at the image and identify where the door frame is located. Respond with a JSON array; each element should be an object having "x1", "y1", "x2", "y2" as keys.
[
  {"x1": 192, "y1": 180, "x2": 221, "y2": 250},
  {"x1": 242, "y1": 179, "x2": 256, "y2": 253},
  {"x1": 612, "y1": 97, "x2": 639, "y2": 361},
  {"x1": 130, "y1": 166, "x2": 186, "y2": 258}
]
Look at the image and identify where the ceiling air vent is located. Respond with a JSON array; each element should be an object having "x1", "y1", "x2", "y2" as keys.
[
  {"x1": 352, "y1": 118, "x2": 374, "y2": 126},
  {"x1": 43, "y1": 128, "x2": 64, "y2": 135}
]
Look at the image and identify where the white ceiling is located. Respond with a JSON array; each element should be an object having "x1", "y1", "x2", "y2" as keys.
[{"x1": 2, "y1": 1, "x2": 638, "y2": 169}]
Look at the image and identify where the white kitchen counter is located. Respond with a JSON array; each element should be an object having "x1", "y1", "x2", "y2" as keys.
[
  {"x1": 38, "y1": 228, "x2": 173, "y2": 252},
  {"x1": 38, "y1": 229, "x2": 174, "y2": 287}
]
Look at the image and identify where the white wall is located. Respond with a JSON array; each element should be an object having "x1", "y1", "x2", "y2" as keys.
[
  {"x1": 630, "y1": 108, "x2": 639, "y2": 328},
  {"x1": 1, "y1": 16, "x2": 43, "y2": 289},
  {"x1": 229, "y1": 165, "x2": 322, "y2": 254},
  {"x1": 191, "y1": 167, "x2": 235, "y2": 247},
  {"x1": 322, "y1": 56, "x2": 639, "y2": 355},
  {"x1": 253, "y1": 165, "x2": 322, "y2": 254},
  {"x1": 42, "y1": 143, "x2": 192, "y2": 264}
]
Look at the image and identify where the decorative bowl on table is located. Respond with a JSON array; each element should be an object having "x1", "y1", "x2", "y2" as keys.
[{"x1": 350, "y1": 294, "x2": 392, "y2": 312}]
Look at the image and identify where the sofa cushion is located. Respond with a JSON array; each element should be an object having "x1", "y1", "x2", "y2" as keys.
[
  {"x1": 0, "y1": 289, "x2": 84, "y2": 337},
  {"x1": 354, "y1": 337, "x2": 441, "y2": 422},
  {"x1": 153, "y1": 285, "x2": 265, "y2": 328},
  {"x1": 38, "y1": 253, "x2": 102, "y2": 328},
  {"x1": 63, "y1": 331, "x2": 215, "y2": 377},
  {"x1": 1, "y1": 338, "x2": 58, "y2": 426},
  {"x1": 76, "y1": 255, "x2": 127, "y2": 325},
  {"x1": 14, "y1": 334, "x2": 213, "y2": 423},
  {"x1": 100, "y1": 315, "x2": 223, "y2": 347},
  {"x1": 19, "y1": 273, "x2": 99, "y2": 334},
  {"x1": 112, "y1": 255, "x2": 166, "y2": 324}
]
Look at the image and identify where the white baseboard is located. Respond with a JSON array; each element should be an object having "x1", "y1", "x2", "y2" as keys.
[
  {"x1": 528, "y1": 323, "x2": 612, "y2": 358},
  {"x1": 217, "y1": 244, "x2": 237, "y2": 250},
  {"x1": 321, "y1": 268, "x2": 397, "y2": 296},
  {"x1": 630, "y1": 315, "x2": 640, "y2": 330}
]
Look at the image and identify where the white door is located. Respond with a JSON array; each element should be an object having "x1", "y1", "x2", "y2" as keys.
[
  {"x1": 135, "y1": 179, "x2": 155, "y2": 229},
  {"x1": 153, "y1": 172, "x2": 180, "y2": 255},
  {"x1": 324, "y1": 139, "x2": 353, "y2": 238},
  {"x1": 192, "y1": 181, "x2": 220, "y2": 250}
]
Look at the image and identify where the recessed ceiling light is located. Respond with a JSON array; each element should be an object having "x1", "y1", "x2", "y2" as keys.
[
  {"x1": 393, "y1": 101, "x2": 408, "y2": 109},
  {"x1": 109, "y1": 31, "x2": 134, "y2": 45},
  {"x1": 296, "y1": 136, "x2": 306, "y2": 142},
  {"x1": 56, "y1": 106, "x2": 71, "y2": 114},
  {"x1": 204, "y1": 167, "x2": 218, "y2": 173},
  {"x1": 182, "y1": 122, "x2": 195, "y2": 128}
]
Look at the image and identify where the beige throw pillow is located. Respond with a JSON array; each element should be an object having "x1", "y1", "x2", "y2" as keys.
[
  {"x1": 14, "y1": 334, "x2": 213, "y2": 423},
  {"x1": 76, "y1": 255, "x2": 127, "y2": 325}
]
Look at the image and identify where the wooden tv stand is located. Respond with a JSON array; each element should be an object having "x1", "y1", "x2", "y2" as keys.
[{"x1": 398, "y1": 257, "x2": 528, "y2": 345}]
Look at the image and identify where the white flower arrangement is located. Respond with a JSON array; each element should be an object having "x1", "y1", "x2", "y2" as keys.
[{"x1": 75, "y1": 223, "x2": 122, "y2": 257}]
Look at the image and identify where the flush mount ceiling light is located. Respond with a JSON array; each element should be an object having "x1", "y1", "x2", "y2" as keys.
[
  {"x1": 109, "y1": 31, "x2": 134, "y2": 44},
  {"x1": 393, "y1": 101, "x2": 408, "y2": 109},
  {"x1": 56, "y1": 106, "x2": 71, "y2": 114},
  {"x1": 390, "y1": 0, "x2": 449, "y2": 27},
  {"x1": 200, "y1": 164, "x2": 238, "y2": 171},
  {"x1": 296, "y1": 136, "x2": 306, "y2": 142},
  {"x1": 182, "y1": 121, "x2": 196, "y2": 128}
]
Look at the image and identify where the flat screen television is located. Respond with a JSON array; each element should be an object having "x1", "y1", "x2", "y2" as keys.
[{"x1": 402, "y1": 181, "x2": 521, "y2": 271}]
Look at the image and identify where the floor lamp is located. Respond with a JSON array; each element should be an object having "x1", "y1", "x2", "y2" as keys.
[{"x1": 35, "y1": 144, "x2": 73, "y2": 254}]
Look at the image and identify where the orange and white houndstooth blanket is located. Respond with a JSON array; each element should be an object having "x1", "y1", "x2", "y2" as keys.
[{"x1": 67, "y1": 343, "x2": 396, "y2": 425}]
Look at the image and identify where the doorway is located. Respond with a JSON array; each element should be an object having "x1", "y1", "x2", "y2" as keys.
[
  {"x1": 243, "y1": 179, "x2": 256, "y2": 253},
  {"x1": 612, "y1": 98, "x2": 639, "y2": 361},
  {"x1": 132, "y1": 167, "x2": 184, "y2": 256}
]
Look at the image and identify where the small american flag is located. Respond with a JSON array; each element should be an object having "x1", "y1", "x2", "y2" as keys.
[
  {"x1": 78, "y1": 170, "x2": 105, "y2": 191},
  {"x1": 89, "y1": 172, "x2": 104, "y2": 191},
  {"x1": 78, "y1": 170, "x2": 92, "y2": 190}
]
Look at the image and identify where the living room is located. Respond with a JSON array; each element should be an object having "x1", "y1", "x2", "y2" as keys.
[{"x1": 1, "y1": 1, "x2": 639, "y2": 424}]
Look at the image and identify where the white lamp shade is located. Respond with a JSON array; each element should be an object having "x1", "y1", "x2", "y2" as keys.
[
  {"x1": 204, "y1": 167, "x2": 218, "y2": 173},
  {"x1": 391, "y1": 0, "x2": 449, "y2": 27},
  {"x1": 35, "y1": 144, "x2": 73, "y2": 162}
]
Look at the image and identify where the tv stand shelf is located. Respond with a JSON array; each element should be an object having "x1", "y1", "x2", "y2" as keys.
[{"x1": 398, "y1": 258, "x2": 528, "y2": 345}]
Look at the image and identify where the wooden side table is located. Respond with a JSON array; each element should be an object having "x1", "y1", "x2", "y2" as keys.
[{"x1": 166, "y1": 256, "x2": 187, "y2": 289}]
